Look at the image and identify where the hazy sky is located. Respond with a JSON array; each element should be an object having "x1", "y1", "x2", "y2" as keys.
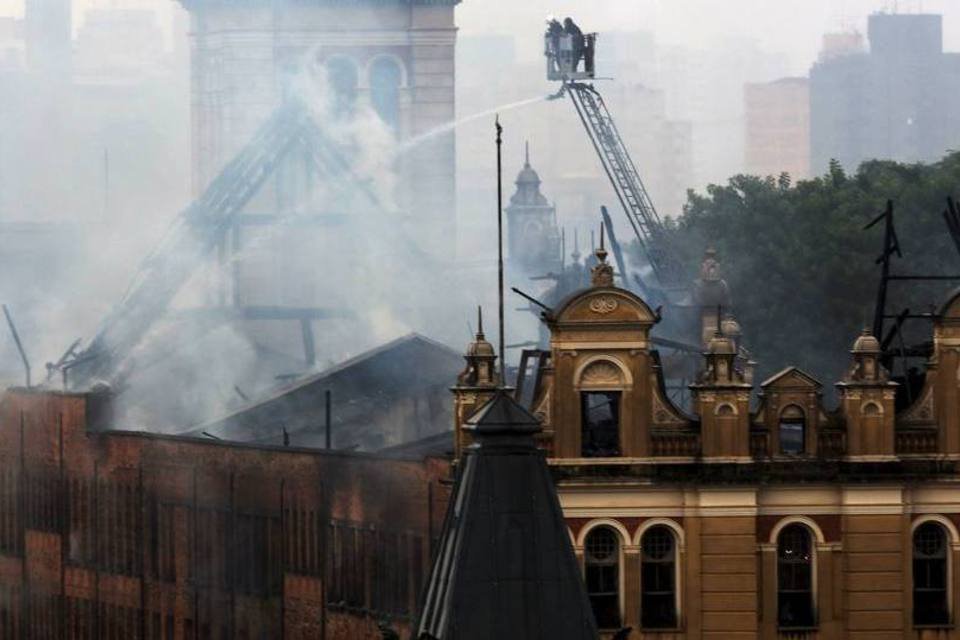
[
  {"x1": 1, "y1": 0, "x2": 959, "y2": 73},
  {"x1": 459, "y1": 0, "x2": 960, "y2": 72}
]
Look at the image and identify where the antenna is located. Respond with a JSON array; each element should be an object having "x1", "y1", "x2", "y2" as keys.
[
  {"x1": 495, "y1": 116, "x2": 506, "y2": 384},
  {"x1": 3, "y1": 304, "x2": 30, "y2": 387},
  {"x1": 561, "y1": 227, "x2": 566, "y2": 270}
]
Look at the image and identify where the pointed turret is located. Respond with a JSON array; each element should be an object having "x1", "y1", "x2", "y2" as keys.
[
  {"x1": 415, "y1": 390, "x2": 598, "y2": 639},
  {"x1": 506, "y1": 142, "x2": 562, "y2": 274}
]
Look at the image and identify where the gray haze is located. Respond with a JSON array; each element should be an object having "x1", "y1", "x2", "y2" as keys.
[{"x1": 0, "y1": 0, "x2": 958, "y2": 427}]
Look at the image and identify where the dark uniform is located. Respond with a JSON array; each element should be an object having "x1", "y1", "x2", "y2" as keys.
[{"x1": 563, "y1": 17, "x2": 584, "y2": 71}]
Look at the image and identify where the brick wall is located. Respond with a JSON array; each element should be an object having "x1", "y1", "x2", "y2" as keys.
[{"x1": 0, "y1": 389, "x2": 449, "y2": 639}]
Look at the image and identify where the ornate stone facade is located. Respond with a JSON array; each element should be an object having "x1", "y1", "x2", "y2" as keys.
[{"x1": 451, "y1": 246, "x2": 960, "y2": 638}]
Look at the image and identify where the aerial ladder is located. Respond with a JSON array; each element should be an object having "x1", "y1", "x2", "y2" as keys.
[
  {"x1": 60, "y1": 98, "x2": 371, "y2": 387},
  {"x1": 545, "y1": 27, "x2": 685, "y2": 299}
]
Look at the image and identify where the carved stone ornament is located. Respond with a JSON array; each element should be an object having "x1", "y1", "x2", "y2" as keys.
[
  {"x1": 580, "y1": 361, "x2": 624, "y2": 387},
  {"x1": 589, "y1": 296, "x2": 619, "y2": 315},
  {"x1": 900, "y1": 385, "x2": 934, "y2": 425}
]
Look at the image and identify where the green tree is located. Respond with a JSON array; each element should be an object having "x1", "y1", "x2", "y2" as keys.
[{"x1": 653, "y1": 152, "x2": 960, "y2": 393}]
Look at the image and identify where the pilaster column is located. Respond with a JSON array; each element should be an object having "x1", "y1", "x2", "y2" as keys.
[{"x1": 760, "y1": 543, "x2": 777, "y2": 640}]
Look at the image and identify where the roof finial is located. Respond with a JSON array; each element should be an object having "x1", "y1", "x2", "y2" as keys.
[
  {"x1": 477, "y1": 305, "x2": 484, "y2": 337},
  {"x1": 524, "y1": 140, "x2": 530, "y2": 167},
  {"x1": 590, "y1": 221, "x2": 614, "y2": 287},
  {"x1": 595, "y1": 221, "x2": 608, "y2": 264}
]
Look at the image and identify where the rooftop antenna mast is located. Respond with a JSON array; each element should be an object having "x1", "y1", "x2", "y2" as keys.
[
  {"x1": 495, "y1": 116, "x2": 506, "y2": 384},
  {"x1": 3, "y1": 305, "x2": 31, "y2": 388}
]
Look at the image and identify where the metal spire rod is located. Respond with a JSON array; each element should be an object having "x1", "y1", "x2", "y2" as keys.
[
  {"x1": 3, "y1": 304, "x2": 30, "y2": 388},
  {"x1": 495, "y1": 116, "x2": 506, "y2": 384}
]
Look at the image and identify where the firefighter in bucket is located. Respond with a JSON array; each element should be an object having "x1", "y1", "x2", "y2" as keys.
[{"x1": 545, "y1": 16, "x2": 596, "y2": 81}]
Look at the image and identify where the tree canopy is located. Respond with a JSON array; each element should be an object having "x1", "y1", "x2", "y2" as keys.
[{"x1": 652, "y1": 151, "x2": 960, "y2": 395}]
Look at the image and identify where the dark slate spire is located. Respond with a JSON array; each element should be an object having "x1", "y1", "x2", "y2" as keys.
[{"x1": 415, "y1": 390, "x2": 598, "y2": 639}]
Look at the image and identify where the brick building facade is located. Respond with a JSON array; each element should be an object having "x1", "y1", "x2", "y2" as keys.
[
  {"x1": 0, "y1": 389, "x2": 448, "y2": 639},
  {"x1": 453, "y1": 247, "x2": 960, "y2": 639}
]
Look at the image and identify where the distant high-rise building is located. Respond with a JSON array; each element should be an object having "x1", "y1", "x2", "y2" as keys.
[
  {"x1": 744, "y1": 77, "x2": 810, "y2": 179},
  {"x1": 24, "y1": 0, "x2": 71, "y2": 77},
  {"x1": 818, "y1": 31, "x2": 866, "y2": 63},
  {"x1": 810, "y1": 13, "x2": 960, "y2": 173}
]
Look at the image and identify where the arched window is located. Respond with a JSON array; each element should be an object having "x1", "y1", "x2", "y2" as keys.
[
  {"x1": 716, "y1": 403, "x2": 736, "y2": 416},
  {"x1": 578, "y1": 360, "x2": 625, "y2": 457},
  {"x1": 913, "y1": 522, "x2": 949, "y2": 626},
  {"x1": 325, "y1": 56, "x2": 358, "y2": 118},
  {"x1": 777, "y1": 524, "x2": 815, "y2": 628},
  {"x1": 641, "y1": 526, "x2": 677, "y2": 629},
  {"x1": 585, "y1": 527, "x2": 621, "y2": 629},
  {"x1": 581, "y1": 392, "x2": 620, "y2": 457},
  {"x1": 369, "y1": 56, "x2": 403, "y2": 131},
  {"x1": 779, "y1": 405, "x2": 806, "y2": 455}
]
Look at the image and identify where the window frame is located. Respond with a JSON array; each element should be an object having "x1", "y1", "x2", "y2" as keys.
[
  {"x1": 776, "y1": 523, "x2": 817, "y2": 630},
  {"x1": 580, "y1": 391, "x2": 622, "y2": 458},
  {"x1": 582, "y1": 525, "x2": 624, "y2": 631},
  {"x1": 368, "y1": 55, "x2": 405, "y2": 131},
  {"x1": 778, "y1": 404, "x2": 807, "y2": 456},
  {"x1": 912, "y1": 519, "x2": 953, "y2": 628},
  {"x1": 639, "y1": 524, "x2": 680, "y2": 630}
]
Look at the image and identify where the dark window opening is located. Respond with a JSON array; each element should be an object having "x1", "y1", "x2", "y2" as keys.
[
  {"x1": 779, "y1": 406, "x2": 806, "y2": 455},
  {"x1": 641, "y1": 526, "x2": 677, "y2": 629},
  {"x1": 325, "y1": 57, "x2": 358, "y2": 119},
  {"x1": 581, "y1": 392, "x2": 621, "y2": 457},
  {"x1": 777, "y1": 524, "x2": 815, "y2": 628},
  {"x1": 914, "y1": 522, "x2": 950, "y2": 626},
  {"x1": 370, "y1": 57, "x2": 402, "y2": 131},
  {"x1": 585, "y1": 527, "x2": 621, "y2": 629}
]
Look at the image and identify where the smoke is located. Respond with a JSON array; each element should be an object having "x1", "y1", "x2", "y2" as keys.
[{"x1": 68, "y1": 39, "x2": 537, "y2": 431}]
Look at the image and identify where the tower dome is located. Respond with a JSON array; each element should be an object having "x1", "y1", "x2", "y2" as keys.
[
  {"x1": 851, "y1": 328, "x2": 881, "y2": 354},
  {"x1": 510, "y1": 142, "x2": 550, "y2": 207}
]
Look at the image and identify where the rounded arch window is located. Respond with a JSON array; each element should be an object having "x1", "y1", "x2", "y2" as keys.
[
  {"x1": 913, "y1": 521, "x2": 949, "y2": 626},
  {"x1": 369, "y1": 56, "x2": 403, "y2": 131},
  {"x1": 716, "y1": 403, "x2": 736, "y2": 416},
  {"x1": 862, "y1": 401, "x2": 882, "y2": 417},
  {"x1": 641, "y1": 525, "x2": 678, "y2": 629},
  {"x1": 779, "y1": 405, "x2": 806, "y2": 455},
  {"x1": 584, "y1": 527, "x2": 621, "y2": 629},
  {"x1": 777, "y1": 523, "x2": 815, "y2": 628},
  {"x1": 324, "y1": 56, "x2": 359, "y2": 118}
]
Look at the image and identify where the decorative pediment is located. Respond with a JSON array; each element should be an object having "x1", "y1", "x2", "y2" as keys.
[
  {"x1": 760, "y1": 366, "x2": 822, "y2": 391},
  {"x1": 551, "y1": 287, "x2": 658, "y2": 326}
]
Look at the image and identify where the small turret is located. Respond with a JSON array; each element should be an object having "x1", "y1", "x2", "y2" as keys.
[
  {"x1": 691, "y1": 329, "x2": 752, "y2": 459},
  {"x1": 458, "y1": 307, "x2": 499, "y2": 388},
  {"x1": 452, "y1": 307, "x2": 501, "y2": 459},
  {"x1": 837, "y1": 329, "x2": 897, "y2": 457}
]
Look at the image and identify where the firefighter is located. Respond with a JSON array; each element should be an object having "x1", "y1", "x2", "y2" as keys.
[
  {"x1": 563, "y1": 17, "x2": 585, "y2": 71},
  {"x1": 545, "y1": 15, "x2": 563, "y2": 57}
]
